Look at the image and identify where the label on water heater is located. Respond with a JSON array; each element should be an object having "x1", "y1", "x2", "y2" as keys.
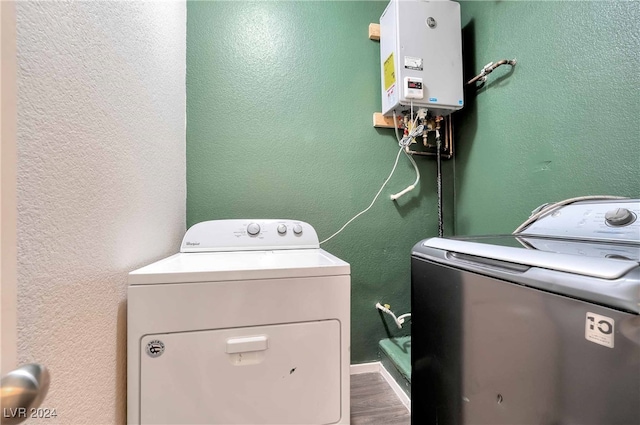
[
  {"x1": 585, "y1": 312, "x2": 614, "y2": 348},
  {"x1": 384, "y1": 53, "x2": 396, "y2": 91},
  {"x1": 404, "y1": 56, "x2": 423, "y2": 71}
]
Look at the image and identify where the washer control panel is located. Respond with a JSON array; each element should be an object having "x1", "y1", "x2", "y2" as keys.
[
  {"x1": 604, "y1": 208, "x2": 636, "y2": 227},
  {"x1": 521, "y1": 199, "x2": 640, "y2": 242},
  {"x1": 181, "y1": 219, "x2": 319, "y2": 252}
]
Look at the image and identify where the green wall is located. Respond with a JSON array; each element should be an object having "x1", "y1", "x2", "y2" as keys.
[
  {"x1": 456, "y1": 1, "x2": 640, "y2": 234},
  {"x1": 186, "y1": 1, "x2": 454, "y2": 363},
  {"x1": 187, "y1": 0, "x2": 639, "y2": 363}
]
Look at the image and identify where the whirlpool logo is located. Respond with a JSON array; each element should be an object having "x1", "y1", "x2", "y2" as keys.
[{"x1": 146, "y1": 340, "x2": 165, "y2": 358}]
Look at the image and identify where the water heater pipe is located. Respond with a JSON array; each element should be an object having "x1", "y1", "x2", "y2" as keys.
[{"x1": 467, "y1": 59, "x2": 517, "y2": 86}]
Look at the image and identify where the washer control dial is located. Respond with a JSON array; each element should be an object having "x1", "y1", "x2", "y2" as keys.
[
  {"x1": 247, "y1": 223, "x2": 261, "y2": 235},
  {"x1": 277, "y1": 224, "x2": 287, "y2": 235},
  {"x1": 293, "y1": 224, "x2": 303, "y2": 235},
  {"x1": 604, "y1": 208, "x2": 636, "y2": 227}
]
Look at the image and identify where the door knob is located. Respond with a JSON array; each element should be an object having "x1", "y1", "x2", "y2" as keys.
[{"x1": 1, "y1": 364, "x2": 50, "y2": 425}]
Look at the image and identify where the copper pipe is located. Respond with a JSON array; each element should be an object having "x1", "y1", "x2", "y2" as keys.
[
  {"x1": 404, "y1": 114, "x2": 454, "y2": 159},
  {"x1": 444, "y1": 115, "x2": 450, "y2": 153}
]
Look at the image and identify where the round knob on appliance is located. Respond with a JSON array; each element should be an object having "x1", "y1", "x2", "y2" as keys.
[
  {"x1": 604, "y1": 208, "x2": 636, "y2": 227},
  {"x1": 293, "y1": 224, "x2": 303, "y2": 235},
  {"x1": 247, "y1": 223, "x2": 261, "y2": 235},
  {"x1": 277, "y1": 224, "x2": 287, "y2": 235}
]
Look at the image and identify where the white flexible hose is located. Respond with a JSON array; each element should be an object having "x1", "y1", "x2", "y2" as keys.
[
  {"x1": 376, "y1": 303, "x2": 411, "y2": 329},
  {"x1": 390, "y1": 110, "x2": 421, "y2": 201},
  {"x1": 390, "y1": 184, "x2": 415, "y2": 201},
  {"x1": 390, "y1": 152, "x2": 420, "y2": 200}
]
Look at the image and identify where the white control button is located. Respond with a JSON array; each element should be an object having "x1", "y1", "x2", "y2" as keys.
[
  {"x1": 277, "y1": 224, "x2": 287, "y2": 235},
  {"x1": 247, "y1": 223, "x2": 261, "y2": 236},
  {"x1": 293, "y1": 224, "x2": 303, "y2": 235}
]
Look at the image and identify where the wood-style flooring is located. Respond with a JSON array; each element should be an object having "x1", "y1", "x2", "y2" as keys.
[{"x1": 350, "y1": 373, "x2": 411, "y2": 425}]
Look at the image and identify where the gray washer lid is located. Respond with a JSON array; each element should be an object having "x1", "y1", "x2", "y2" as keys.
[
  {"x1": 414, "y1": 237, "x2": 640, "y2": 314},
  {"x1": 423, "y1": 237, "x2": 637, "y2": 280}
]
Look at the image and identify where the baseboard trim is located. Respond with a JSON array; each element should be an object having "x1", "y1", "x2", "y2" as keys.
[
  {"x1": 350, "y1": 362, "x2": 411, "y2": 412},
  {"x1": 349, "y1": 362, "x2": 381, "y2": 375},
  {"x1": 379, "y1": 363, "x2": 411, "y2": 412}
]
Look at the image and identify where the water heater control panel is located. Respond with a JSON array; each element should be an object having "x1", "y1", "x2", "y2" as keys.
[{"x1": 404, "y1": 77, "x2": 424, "y2": 99}]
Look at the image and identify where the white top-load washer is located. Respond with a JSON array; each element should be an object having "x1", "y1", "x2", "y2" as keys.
[{"x1": 127, "y1": 219, "x2": 350, "y2": 425}]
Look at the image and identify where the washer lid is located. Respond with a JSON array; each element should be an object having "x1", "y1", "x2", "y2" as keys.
[
  {"x1": 414, "y1": 235, "x2": 640, "y2": 313},
  {"x1": 129, "y1": 249, "x2": 350, "y2": 285},
  {"x1": 422, "y1": 236, "x2": 639, "y2": 279}
]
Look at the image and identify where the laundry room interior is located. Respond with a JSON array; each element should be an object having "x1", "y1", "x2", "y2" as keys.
[{"x1": 3, "y1": 0, "x2": 639, "y2": 424}]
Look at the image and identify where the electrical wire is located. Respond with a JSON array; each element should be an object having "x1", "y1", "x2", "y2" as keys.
[
  {"x1": 321, "y1": 107, "x2": 425, "y2": 244},
  {"x1": 390, "y1": 109, "x2": 421, "y2": 201},
  {"x1": 410, "y1": 100, "x2": 413, "y2": 131},
  {"x1": 513, "y1": 195, "x2": 628, "y2": 234},
  {"x1": 319, "y1": 147, "x2": 404, "y2": 245},
  {"x1": 393, "y1": 110, "x2": 402, "y2": 144}
]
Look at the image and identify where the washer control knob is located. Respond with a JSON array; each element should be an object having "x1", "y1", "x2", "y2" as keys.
[
  {"x1": 247, "y1": 223, "x2": 261, "y2": 235},
  {"x1": 605, "y1": 208, "x2": 636, "y2": 227},
  {"x1": 293, "y1": 224, "x2": 303, "y2": 235},
  {"x1": 277, "y1": 224, "x2": 287, "y2": 235}
]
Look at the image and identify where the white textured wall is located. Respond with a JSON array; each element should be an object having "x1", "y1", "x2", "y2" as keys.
[{"x1": 16, "y1": 2, "x2": 186, "y2": 423}]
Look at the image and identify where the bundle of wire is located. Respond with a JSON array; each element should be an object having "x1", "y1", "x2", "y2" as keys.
[
  {"x1": 320, "y1": 105, "x2": 422, "y2": 245},
  {"x1": 390, "y1": 107, "x2": 421, "y2": 201}
]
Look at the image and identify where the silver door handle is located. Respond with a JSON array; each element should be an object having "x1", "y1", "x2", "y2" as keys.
[{"x1": 1, "y1": 364, "x2": 50, "y2": 425}]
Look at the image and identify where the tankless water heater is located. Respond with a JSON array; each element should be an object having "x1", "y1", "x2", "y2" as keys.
[{"x1": 380, "y1": 0, "x2": 464, "y2": 117}]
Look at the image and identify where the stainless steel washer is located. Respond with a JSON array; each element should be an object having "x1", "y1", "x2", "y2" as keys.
[{"x1": 411, "y1": 199, "x2": 640, "y2": 425}]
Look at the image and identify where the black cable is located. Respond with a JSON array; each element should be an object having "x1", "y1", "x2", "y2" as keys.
[{"x1": 436, "y1": 135, "x2": 443, "y2": 237}]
